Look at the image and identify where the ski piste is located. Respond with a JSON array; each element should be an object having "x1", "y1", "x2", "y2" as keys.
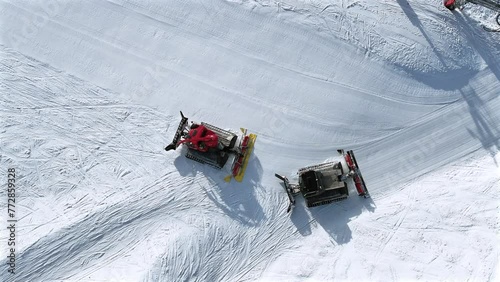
[{"x1": 165, "y1": 111, "x2": 257, "y2": 182}]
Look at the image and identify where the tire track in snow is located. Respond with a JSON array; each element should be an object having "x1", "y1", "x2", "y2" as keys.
[
  {"x1": 148, "y1": 181, "x2": 300, "y2": 281},
  {"x1": 78, "y1": 1, "x2": 496, "y2": 172},
  {"x1": 375, "y1": 184, "x2": 415, "y2": 258},
  {"x1": 4, "y1": 0, "x2": 475, "y2": 190},
  {"x1": 0, "y1": 169, "x2": 191, "y2": 282},
  {"x1": 3, "y1": 0, "x2": 457, "y2": 138},
  {"x1": 358, "y1": 83, "x2": 500, "y2": 197},
  {"x1": 1, "y1": 47, "x2": 194, "y2": 281},
  {"x1": 102, "y1": 0, "x2": 467, "y2": 107},
  {"x1": 3, "y1": 1, "x2": 358, "y2": 139},
  {"x1": 1, "y1": 1, "x2": 498, "y2": 278},
  {"x1": 6, "y1": 1, "x2": 385, "y2": 128}
]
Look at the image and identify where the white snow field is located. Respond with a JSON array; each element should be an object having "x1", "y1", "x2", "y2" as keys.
[{"x1": 1, "y1": 0, "x2": 499, "y2": 281}]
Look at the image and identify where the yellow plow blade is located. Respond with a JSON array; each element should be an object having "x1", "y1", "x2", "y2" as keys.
[{"x1": 234, "y1": 133, "x2": 257, "y2": 182}]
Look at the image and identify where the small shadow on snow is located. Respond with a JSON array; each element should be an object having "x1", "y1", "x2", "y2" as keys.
[
  {"x1": 173, "y1": 150, "x2": 197, "y2": 177},
  {"x1": 289, "y1": 198, "x2": 312, "y2": 236},
  {"x1": 312, "y1": 196, "x2": 375, "y2": 245},
  {"x1": 401, "y1": 68, "x2": 478, "y2": 91},
  {"x1": 173, "y1": 150, "x2": 265, "y2": 227},
  {"x1": 289, "y1": 193, "x2": 375, "y2": 245}
]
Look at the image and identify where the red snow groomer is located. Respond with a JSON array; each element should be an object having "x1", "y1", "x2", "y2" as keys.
[
  {"x1": 444, "y1": 0, "x2": 500, "y2": 31},
  {"x1": 444, "y1": 0, "x2": 461, "y2": 10},
  {"x1": 275, "y1": 149, "x2": 369, "y2": 213},
  {"x1": 165, "y1": 111, "x2": 257, "y2": 182}
]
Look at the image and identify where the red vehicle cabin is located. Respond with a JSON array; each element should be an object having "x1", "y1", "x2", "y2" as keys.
[
  {"x1": 177, "y1": 125, "x2": 219, "y2": 152},
  {"x1": 444, "y1": 0, "x2": 457, "y2": 10}
]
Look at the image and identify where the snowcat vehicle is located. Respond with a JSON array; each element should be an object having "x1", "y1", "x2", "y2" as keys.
[
  {"x1": 275, "y1": 149, "x2": 369, "y2": 213},
  {"x1": 165, "y1": 111, "x2": 257, "y2": 182},
  {"x1": 444, "y1": 0, "x2": 500, "y2": 31}
]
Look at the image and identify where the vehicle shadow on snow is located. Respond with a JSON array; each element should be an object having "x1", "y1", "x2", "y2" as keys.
[
  {"x1": 395, "y1": 0, "x2": 478, "y2": 91},
  {"x1": 174, "y1": 151, "x2": 265, "y2": 227},
  {"x1": 460, "y1": 88, "x2": 500, "y2": 165},
  {"x1": 396, "y1": 0, "x2": 446, "y2": 66},
  {"x1": 290, "y1": 195, "x2": 375, "y2": 245},
  {"x1": 394, "y1": 3, "x2": 500, "y2": 162},
  {"x1": 456, "y1": 14, "x2": 500, "y2": 84}
]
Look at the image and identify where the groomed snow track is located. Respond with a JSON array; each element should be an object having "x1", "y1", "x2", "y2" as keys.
[{"x1": 0, "y1": 0, "x2": 499, "y2": 281}]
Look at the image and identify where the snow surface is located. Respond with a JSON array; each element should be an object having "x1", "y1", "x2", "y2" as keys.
[{"x1": 0, "y1": 0, "x2": 499, "y2": 281}]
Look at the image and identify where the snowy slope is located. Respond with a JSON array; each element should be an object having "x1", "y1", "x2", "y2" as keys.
[{"x1": 0, "y1": 0, "x2": 499, "y2": 281}]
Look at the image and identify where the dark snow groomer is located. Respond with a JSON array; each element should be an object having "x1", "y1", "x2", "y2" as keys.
[
  {"x1": 275, "y1": 150, "x2": 369, "y2": 213},
  {"x1": 165, "y1": 111, "x2": 257, "y2": 182},
  {"x1": 444, "y1": 0, "x2": 500, "y2": 31}
]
